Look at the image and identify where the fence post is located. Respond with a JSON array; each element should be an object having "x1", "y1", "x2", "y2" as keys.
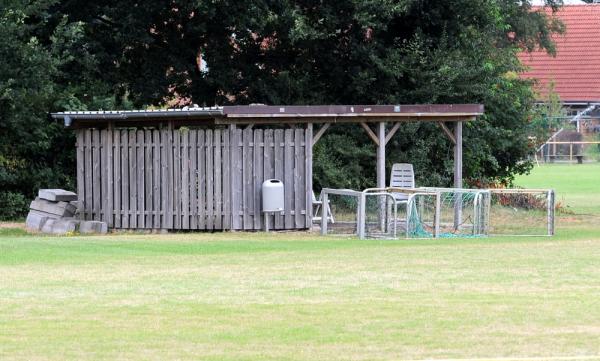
[
  {"x1": 358, "y1": 192, "x2": 366, "y2": 239},
  {"x1": 547, "y1": 190, "x2": 555, "y2": 236},
  {"x1": 320, "y1": 191, "x2": 328, "y2": 236}
]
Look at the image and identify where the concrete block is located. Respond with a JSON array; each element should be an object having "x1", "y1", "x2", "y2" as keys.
[
  {"x1": 41, "y1": 219, "x2": 57, "y2": 234},
  {"x1": 47, "y1": 219, "x2": 79, "y2": 235},
  {"x1": 25, "y1": 211, "x2": 49, "y2": 231},
  {"x1": 80, "y1": 221, "x2": 108, "y2": 234},
  {"x1": 38, "y1": 189, "x2": 77, "y2": 202},
  {"x1": 30, "y1": 197, "x2": 76, "y2": 217}
]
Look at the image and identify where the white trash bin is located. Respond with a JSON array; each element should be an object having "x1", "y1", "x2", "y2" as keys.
[{"x1": 262, "y1": 179, "x2": 284, "y2": 230}]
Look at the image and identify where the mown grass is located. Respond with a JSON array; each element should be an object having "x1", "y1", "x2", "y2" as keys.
[
  {"x1": 1, "y1": 164, "x2": 599, "y2": 360},
  {"x1": 514, "y1": 163, "x2": 600, "y2": 214},
  {"x1": 1, "y1": 230, "x2": 600, "y2": 360}
]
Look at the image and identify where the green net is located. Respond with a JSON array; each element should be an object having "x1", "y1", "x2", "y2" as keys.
[{"x1": 405, "y1": 189, "x2": 490, "y2": 238}]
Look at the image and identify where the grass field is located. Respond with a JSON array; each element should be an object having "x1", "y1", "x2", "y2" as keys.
[
  {"x1": 1, "y1": 164, "x2": 599, "y2": 361},
  {"x1": 514, "y1": 163, "x2": 600, "y2": 214}
]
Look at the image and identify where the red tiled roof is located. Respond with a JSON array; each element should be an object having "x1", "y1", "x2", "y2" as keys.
[{"x1": 518, "y1": 5, "x2": 600, "y2": 102}]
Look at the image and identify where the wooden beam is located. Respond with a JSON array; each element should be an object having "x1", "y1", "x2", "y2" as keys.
[
  {"x1": 312, "y1": 123, "x2": 330, "y2": 146},
  {"x1": 438, "y1": 122, "x2": 456, "y2": 145},
  {"x1": 385, "y1": 122, "x2": 401, "y2": 145},
  {"x1": 360, "y1": 122, "x2": 379, "y2": 146}
]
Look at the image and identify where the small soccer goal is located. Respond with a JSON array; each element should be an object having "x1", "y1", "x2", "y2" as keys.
[
  {"x1": 318, "y1": 187, "x2": 555, "y2": 239},
  {"x1": 487, "y1": 189, "x2": 555, "y2": 236},
  {"x1": 402, "y1": 187, "x2": 490, "y2": 238}
]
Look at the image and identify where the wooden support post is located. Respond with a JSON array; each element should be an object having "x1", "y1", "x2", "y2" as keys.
[
  {"x1": 454, "y1": 121, "x2": 463, "y2": 230},
  {"x1": 453, "y1": 121, "x2": 463, "y2": 189},
  {"x1": 306, "y1": 123, "x2": 313, "y2": 228},
  {"x1": 312, "y1": 123, "x2": 330, "y2": 146},
  {"x1": 438, "y1": 122, "x2": 456, "y2": 144},
  {"x1": 360, "y1": 122, "x2": 380, "y2": 146},
  {"x1": 570, "y1": 143, "x2": 573, "y2": 163},
  {"x1": 385, "y1": 122, "x2": 401, "y2": 145},
  {"x1": 377, "y1": 122, "x2": 386, "y2": 230}
]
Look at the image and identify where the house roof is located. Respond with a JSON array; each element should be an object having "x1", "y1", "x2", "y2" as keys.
[
  {"x1": 518, "y1": 5, "x2": 600, "y2": 103},
  {"x1": 51, "y1": 104, "x2": 484, "y2": 128}
]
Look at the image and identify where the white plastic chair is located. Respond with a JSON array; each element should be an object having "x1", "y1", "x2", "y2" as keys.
[
  {"x1": 389, "y1": 163, "x2": 415, "y2": 202},
  {"x1": 312, "y1": 191, "x2": 334, "y2": 224}
]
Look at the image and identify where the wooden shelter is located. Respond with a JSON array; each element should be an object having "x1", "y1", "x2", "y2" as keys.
[{"x1": 51, "y1": 104, "x2": 483, "y2": 231}]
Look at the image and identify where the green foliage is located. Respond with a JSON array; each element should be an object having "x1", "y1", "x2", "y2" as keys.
[
  {"x1": 0, "y1": 0, "x2": 566, "y2": 218},
  {"x1": 0, "y1": 1, "x2": 128, "y2": 219},
  {"x1": 0, "y1": 191, "x2": 28, "y2": 221}
]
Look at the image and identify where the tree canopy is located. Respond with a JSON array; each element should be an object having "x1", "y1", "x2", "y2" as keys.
[{"x1": 0, "y1": 0, "x2": 565, "y2": 218}]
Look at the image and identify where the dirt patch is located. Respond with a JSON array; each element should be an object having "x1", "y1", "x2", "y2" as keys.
[{"x1": 0, "y1": 222, "x2": 25, "y2": 229}]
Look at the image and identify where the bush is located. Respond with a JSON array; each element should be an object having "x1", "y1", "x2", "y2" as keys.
[{"x1": 0, "y1": 192, "x2": 29, "y2": 221}]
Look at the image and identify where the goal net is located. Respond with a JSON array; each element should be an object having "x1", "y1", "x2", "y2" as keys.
[
  {"x1": 487, "y1": 189, "x2": 555, "y2": 236},
  {"x1": 403, "y1": 188, "x2": 490, "y2": 238},
  {"x1": 318, "y1": 187, "x2": 554, "y2": 239}
]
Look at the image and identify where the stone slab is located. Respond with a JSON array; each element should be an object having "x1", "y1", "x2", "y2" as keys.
[
  {"x1": 25, "y1": 212, "x2": 49, "y2": 231},
  {"x1": 46, "y1": 219, "x2": 79, "y2": 235},
  {"x1": 30, "y1": 198, "x2": 76, "y2": 217},
  {"x1": 38, "y1": 189, "x2": 77, "y2": 202},
  {"x1": 80, "y1": 221, "x2": 108, "y2": 234},
  {"x1": 40, "y1": 219, "x2": 57, "y2": 234}
]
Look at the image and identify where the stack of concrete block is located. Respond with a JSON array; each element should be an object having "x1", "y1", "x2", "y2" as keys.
[{"x1": 25, "y1": 189, "x2": 107, "y2": 235}]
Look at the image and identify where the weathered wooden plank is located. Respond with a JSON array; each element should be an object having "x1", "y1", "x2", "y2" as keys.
[
  {"x1": 137, "y1": 130, "x2": 145, "y2": 229},
  {"x1": 242, "y1": 128, "x2": 253, "y2": 230},
  {"x1": 294, "y1": 128, "x2": 304, "y2": 228},
  {"x1": 166, "y1": 123, "x2": 174, "y2": 228},
  {"x1": 198, "y1": 130, "x2": 206, "y2": 230},
  {"x1": 190, "y1": 130, "x2": 198, "y2": 229},
  {"x1": 113, "y1": 129, "x2": 121, "y2": 228},
  {"x1": 230, "y1": 126, "x2": 242, "y2": 230},
  {"x1": 253, "y1": 130, "x2": 263, "y2": 230},
  {"x1": 128, "y1": 130, "x2": 137, "y2": 229},
  {"x1": 273, "y1": 129, "x2": 284, "y2": 229},
  {"x1": 206, "y1": 129, "x2": 214, "y2": 230},
  {"x1": 102, "y1": 126, "x2": 114, "y2": 228},
  {"x1": 284, "y1": 129, "x2": 294, "y2": 229},
  {"x1": 214, "y1": 129, "x2": 222, "y2": 229},
  {"x1": 222, "y1": 129, "x2": 231, "y2": 229},
  {"x1": 76, "y1": 131, "x2": 85, "y2": 220},
  {"x1": 100, "y1": 129, "x2": 107, "y2": 223},
  {"x1": 172, "y1": 130, "x2": 179, "y2": 228},
  {"x1": 160, "y1": 127, "x2": 169, "y2": 228},
  {"x1": 84, "y1": 129, "x2": 93, "y2": 220},
  {"x1": 263, "y1": 129, "x2": 274, "y2": 229},
  {"x1": 144, "y1": 129, "x2": 153, "y2": 228},
  {"x1": 153, "y1": 129, "x2": 161, "y2": 229},
  {"x1": 121, "y1": 130, "x2": 130, "y2": 228},
  {"x1": 92, "y1": 129, "x2": 101, "y2": 221},
  {"x1": 181, "y1": 129, "x2": 190, "y2": 229},
  {"x1": 305, "y1": 124, "x2": 313, "y2": 228},
  {"x1": 106, "y1": 125, "x2": 114, "y2": 227}
]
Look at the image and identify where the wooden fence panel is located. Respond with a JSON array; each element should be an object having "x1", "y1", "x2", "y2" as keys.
[{"x1": 75, "y1": 126, "x2": 310, "y2": 230}]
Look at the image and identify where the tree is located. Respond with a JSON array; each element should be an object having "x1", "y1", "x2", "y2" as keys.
[
  {"x1": 0, "y1": 0, "x2": 123, "y2": 219},
  {"x1": 1, "y1": 0, "x2": 565, "y2": 219}
]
